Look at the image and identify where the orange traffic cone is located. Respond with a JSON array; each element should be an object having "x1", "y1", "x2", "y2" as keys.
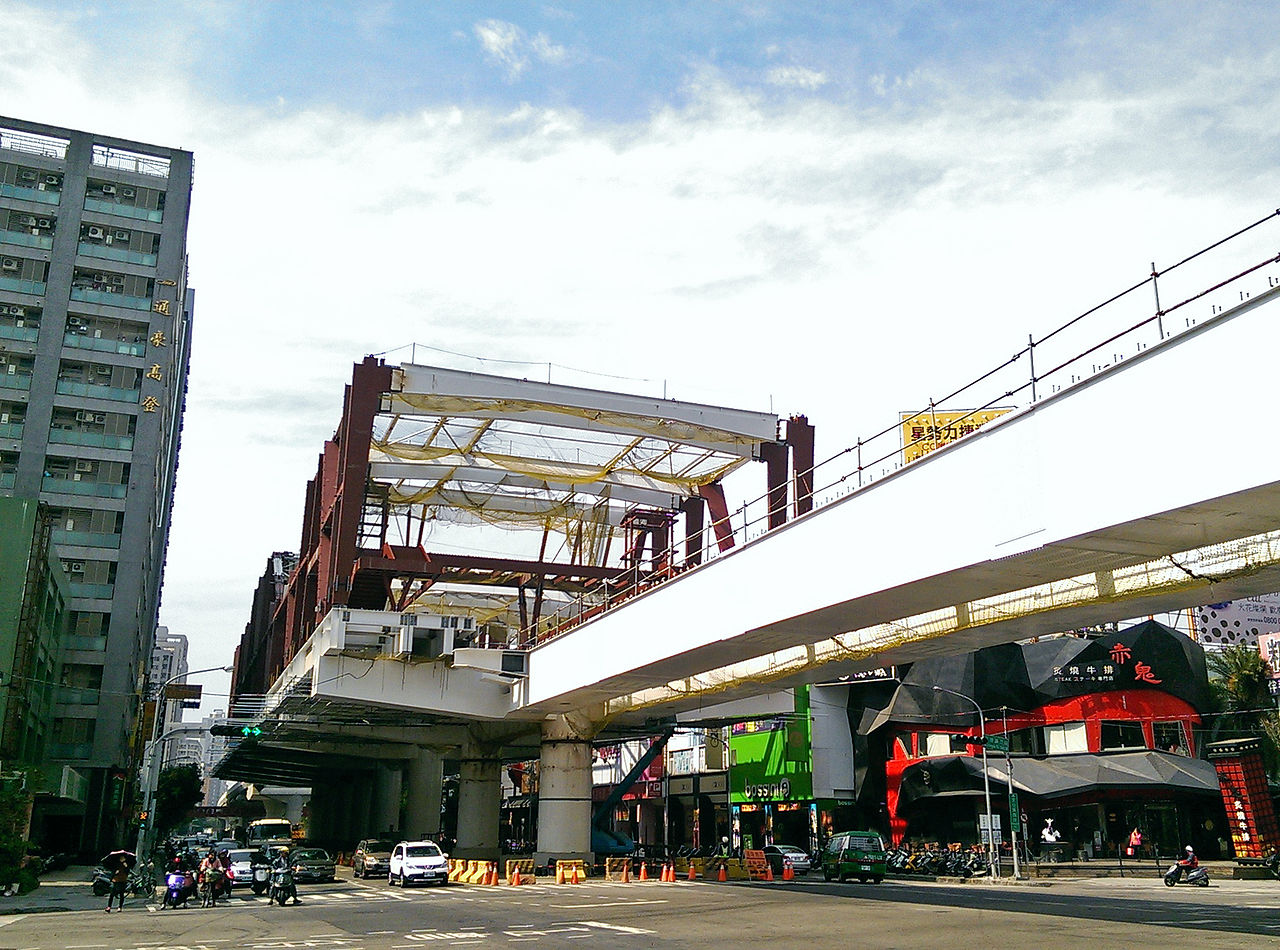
[
  {"x1": 686, "y1": 863, "x2": 695, "y2": 881},
  {"x1": 717, "y1": 862, "x2": 727, "y2": 882},
  {"x1": 571, "y1": 863, "x2": 580, "y2": 885},
  {"x1": 490, "y1": 863, "x2": 500, "y2": 886},
  {"x1": 639, "y1": 862, "x2": 648, "y2": 882},
  {"x1": 621, "y1": 862, "x2": 630, "y2": 883},
  {"x1": 766, "y1": 863, "x2": 774, "y2": 882},
  {"x1": 783, "y1": 862, "x2": 794, "y2": 881},
  {"x1": 555, "y1": 864, "x2": 565, "y2": 884}
]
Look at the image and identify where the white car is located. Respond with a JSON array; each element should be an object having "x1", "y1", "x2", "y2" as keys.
[{"x1": 388, "y1": 840, "x2": 449, "y2": 887}]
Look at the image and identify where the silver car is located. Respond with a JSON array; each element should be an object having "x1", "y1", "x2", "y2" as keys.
[
  {"x1": 353, "y1": 838, "x2": 396, "y2": 879},
  {"x1": 763, "y1": 844, "x2": 812, "y2": 874}
]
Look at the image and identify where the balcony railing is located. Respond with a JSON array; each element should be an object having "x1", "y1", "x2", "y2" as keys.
[
  {"x1": 0, "y1": 275, "x2": 47, "y2": 296},
  {"x1": 77, "y1": 241, "x2": 157, "y2": 268},
  {"x1": 68, "y1": 286, "x2": 152, "y2": 311},
  {"x1": 56, "y1": 686, "x2": 101, "y2": 705},
  {"x1": 83, "y1": 196, "x2": 162, "y2": 222},
  {"x1": 0, "y1": 374, "x2": 32, "y2": 391},
  {"x1": 55, "y1": 379, "x2": 141, "y2": 403},
  {"x1": 63, "y1": 634, "x2": 107, "y2": 653},
  {"x1": 0, "y1": 323, "x2": 39, "y2": 342},
  {"x1": 62, "y1": 332, "x2": 146, "y2": 357},
  {"x1": 0, "y1": 421, "x2": 23, "y2": 440},
  {"x1": 41, "y1": 476, "x2": 128, "y2": 499},
  {"x1": 47, "y1": 742, "x2": 93, "y2": 761},
  {"x1": 1, "y1": 229, "x2": 53, "y2": 250},
  {"x1": 48, "y1": 429, "x2": 134, "y2": 450},
  {"x1": 0, "y1": 182, "x2": 60, "y2": 205},
  {"x1": 52, "y1": 529, "x2": 123, "y2": 549},
  {"x1": 0, "y1": 472, "x2": 13, "y2": 489},
  {"x1": 68, "y1": 582, "x2": 115, "y2": 600}
]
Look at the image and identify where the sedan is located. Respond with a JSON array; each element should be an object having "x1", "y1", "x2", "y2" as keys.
[
  {"x1": 290, "y1": 847, "x2": 336, "y2": 883},
  {"x1": 763, "y1": 844, "x2": 812, "y2": 875},
  {"x1": 226, "y1": 849, "x2": 262, "y2": 887}
]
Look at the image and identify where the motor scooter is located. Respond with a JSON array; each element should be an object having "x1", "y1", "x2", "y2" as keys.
[
  {"x1": 1164, "y1": 862, "x2": 1209, "y2": 887},
  {"x1": 162, "y1": 870, "x2": 193, "y2": 909},
  {"x1": 90, "y1": 866, "x2": 112, "y2": 897},
  {"x1": 251, "y1": 859, "x2": 271, "y2": 896},
  {"x1": 269, "y1": 865, "x2": 299, "y2": 906}
]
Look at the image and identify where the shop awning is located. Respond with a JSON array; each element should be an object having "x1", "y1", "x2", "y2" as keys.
[{"x1": 898, "y1": 751, "x2": 1220, "y2": 809}]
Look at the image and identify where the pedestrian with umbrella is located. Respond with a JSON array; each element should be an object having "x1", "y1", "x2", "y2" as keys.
[{"x1": 101, "y1": 850, "x2": 135, "y2": 913}]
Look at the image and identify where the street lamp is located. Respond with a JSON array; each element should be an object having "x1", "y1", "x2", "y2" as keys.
[
  {"x1": 134, "y1": 664, "x2": 233, "y2": 859},
  {"x1": 932, "y1": 686, "x2": 998, "y2": 880}
]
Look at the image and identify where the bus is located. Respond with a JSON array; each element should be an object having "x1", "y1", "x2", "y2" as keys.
[{"x1": 246, "y1": 818, "x2": 295, "y2": 849}]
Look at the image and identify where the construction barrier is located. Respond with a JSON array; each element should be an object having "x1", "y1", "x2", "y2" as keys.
[
  {"x1": 604, "y1": 857, "x2": 632, "y2": 882},
  {"x1": 556, "y1": 859, "x2": 586, "y2": 884},
  {"x1": 505, "y1": 858, "x2": 536, "y2": 885},
  {"x1": 706, "y1": 857, "x2": 749, "y2": 881},
  {"x1": 744, "y1": 849, "x2": 770, "y2": 881},
  {"x1": 448, "y1": 859, "x2": 464, "y2": 883}
]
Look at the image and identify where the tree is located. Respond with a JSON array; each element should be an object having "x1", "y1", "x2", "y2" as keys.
[
  {"x1": 154, "y1": 764, "x2": 204, "y2": 839},
  {"x1": 1205, "y1": 644, "x2": 1280, "y2": 776}
]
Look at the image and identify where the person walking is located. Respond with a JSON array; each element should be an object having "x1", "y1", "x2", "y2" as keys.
[
  {"x1": 1127, "y1": 826, "x2": 1143, "y2": 856},
  {"x1": 105, "y1": 863, "x2": 128, "y2": 912}
]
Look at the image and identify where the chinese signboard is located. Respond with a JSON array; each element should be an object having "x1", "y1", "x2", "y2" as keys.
[{"x1": 900, "y1": 408, "x2": 1012, "y2": 464}]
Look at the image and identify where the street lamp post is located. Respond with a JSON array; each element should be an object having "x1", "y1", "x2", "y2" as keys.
[
  {"x1": 134, "y1": 664, "x2": 232, "y2": 860},
  {"x1": 933, "y1": 685, "x2": 998, "y2": 880}
]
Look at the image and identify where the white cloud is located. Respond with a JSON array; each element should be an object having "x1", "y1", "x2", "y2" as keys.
[
  {"x1": 3, "y1": 4, "x2": 1279, "y2": 698},
  {"x1": 766, "y1": 65, "x2": 828, "y2": 90},
  {"x1": 474, "y1": 18, "x2": 568, "y2": 79}
]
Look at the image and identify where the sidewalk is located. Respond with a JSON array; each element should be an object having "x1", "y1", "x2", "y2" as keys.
[{"x1": 0, "y1": 867, "x2": 154, "y2": 916}]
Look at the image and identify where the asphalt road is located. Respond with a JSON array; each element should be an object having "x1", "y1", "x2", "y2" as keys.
[{"x1": 2, "y1": 869, "x2": 1276, "y2": 950}]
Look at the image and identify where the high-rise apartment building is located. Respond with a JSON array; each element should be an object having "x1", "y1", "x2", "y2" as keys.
[
  {"x1": 150, "y1": 625, "x2": 189, "y2": 760},
  {"x1": 0, "y1": 117, "x2": 193, "y2": 852}
]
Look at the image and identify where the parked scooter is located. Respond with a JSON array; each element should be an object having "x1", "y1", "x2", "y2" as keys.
[
  {"x1": 269, "y1": 864, "x2": 299, "y2": 906},
  {"x1": 1164, "y1": 862, "x2": 1209, "y2": 887},
  {"x1": 90, "y1": 866, "x2": 112, "y2": 897}
]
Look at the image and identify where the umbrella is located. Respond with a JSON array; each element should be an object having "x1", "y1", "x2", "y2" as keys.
[{"x1": 100, "y1": 850, "x2": 136, "y2": 872}]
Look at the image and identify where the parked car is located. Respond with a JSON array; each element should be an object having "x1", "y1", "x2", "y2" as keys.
[
  {"x1": 822, "y1": 830, "x2": 887, "y2": 884},
  {"x1": 763, "y1": 843, "x2": 812, "y2": 875},
  {"x1": 388, "y1": 840, "x2": 449, "y2": 886},
  {"x1": 353, "y1": 838, "x2": 396, "y2": 879},
  {"x1": 290, "y1": 847, "x2": 336, "y2": 883}
]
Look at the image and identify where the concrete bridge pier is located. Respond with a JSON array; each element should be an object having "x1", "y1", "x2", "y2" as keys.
[
  {"x1": 534, "y1": 711, "x2": 600, "y2": 866},
  {"x1": 370, "y1": 761, "x2": 403, "y2": 837},
  {"x1": 454, "y1": 740, "x2": 502, "y2": 860},
  {"x1": 404, "y1": 747, "x2": 443, "y2": 841}
]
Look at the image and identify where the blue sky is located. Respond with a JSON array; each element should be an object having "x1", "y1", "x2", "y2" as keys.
[{"x1": 5, "y1": 1, "x2": 1280, "y2": 704}]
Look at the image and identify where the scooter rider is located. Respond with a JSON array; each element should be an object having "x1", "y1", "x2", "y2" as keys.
[
  {"x1": 1179, "y1": 845, "x2": 1198, "y2": 869},
  {"x1": 272, "y1": 847, "x2": 301, "y2": 904}
]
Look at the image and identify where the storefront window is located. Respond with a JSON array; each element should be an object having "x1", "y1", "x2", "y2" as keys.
[
  {"x1": 1006, "y1": 727, "x2": 1045, "y2": 755},
  {"x1": 1100, "y1": 720, "x2": 1146, "y2": 751},
  {"x1": 1153, "y1": 721, "x2": 1187, "y2": 755},
  {"x1": 1043, "y1": 721, "x2": 1087, "y2": 754}
]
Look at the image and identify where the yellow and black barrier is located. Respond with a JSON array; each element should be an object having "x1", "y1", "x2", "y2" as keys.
[
  {"x1": 555, "y1": 859, "x2": 586, "y2": 884},
  {"x1": 505, "y1": 858, "x2": 536, "y2": 885}
]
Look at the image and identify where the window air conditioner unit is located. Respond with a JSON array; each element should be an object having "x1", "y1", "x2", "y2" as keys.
[
  {"x1": 93, "y1": 413, "x2": 106, "y2": 424},
  {"x1": 100, "y1": 184, "x2": 116, "y2": 195},
  {"x1": 1, "y1": 259, "x2": 18, "y2": 271},
  {"x1": 0, "y1": 413, "x2": 8, "y2": 425},
  {"x1": 75, "y1": 460, "x2": 93, "y2": 472},
  {"x1": 120, "y1": 188, "x2": 135, "y2": 199},
  {"x1": 68, "y1": 316, "x2": 85, "y2": 326},
  {"x1": 109, "y1": 275, "x2": 125, "y2": 286},
  {"x1": 95, "y1": 365, "x2": 111, "y2": 374},
  {"x1": 44, "y1": 175, "x2": 60, "y2": 185},
  {"x1": 93, "y1": 273, "x2": 108, "y2": 282},
  {"x1": 75, "y1": 410, "x2": 92, "y2": 422},
  {"x1": 19, "y1": 215, "x2": 36, "y2": 226},
  {"x1": 18, "y1": 171, "x2": 37, "y2": 182},
  {"x1": 37, "y1": 219, "x2": 51, "y2": 229},
  {"x1": 113, "y1": 230, "x2": 129, "y2": 240},
  {"x1": 68, "y1": 561, "x2": 85, "y2": 573},
  {"x1": 14, "y1": 319, "x2": 22, "y2": 327},
  {"x1": 0, "y1": 355, "x2": 8, "y2": 364},
  {"x1": 87, "y1": 227, "x2": 105, "y2": 239}
]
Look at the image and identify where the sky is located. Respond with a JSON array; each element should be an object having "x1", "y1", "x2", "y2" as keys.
[{"x1": 3, "y1": 1, "x2": 1279, "y2": 715}]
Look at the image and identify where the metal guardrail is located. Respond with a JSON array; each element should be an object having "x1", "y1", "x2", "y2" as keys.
[{"x1": 516, "y1": 209, "x2": 1280, "y2": 649}]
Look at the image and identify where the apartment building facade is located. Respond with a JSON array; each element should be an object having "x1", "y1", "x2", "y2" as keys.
[{"x1": 0, "y1": 116, "x2": 193, "y2": 852}]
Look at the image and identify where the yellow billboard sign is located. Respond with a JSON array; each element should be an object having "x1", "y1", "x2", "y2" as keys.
[{"x1": 900, "y1": 408, "x2": 1012, "y2": 463}]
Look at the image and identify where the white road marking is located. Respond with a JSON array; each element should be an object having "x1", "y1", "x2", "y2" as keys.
[{"x1": 0, "y1": 916, "x2": 26, "y2": 927}]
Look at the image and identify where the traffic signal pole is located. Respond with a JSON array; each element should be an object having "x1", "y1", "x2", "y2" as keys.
[{"x1": 934, "y1": 686, "x2": 998, "y2": 879}]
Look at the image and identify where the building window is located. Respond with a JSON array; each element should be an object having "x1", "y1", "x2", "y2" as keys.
[
  {"x1": 55, "y1": 718, "x2": 95, "y2": 744},
  {"x1": 1153, "y1": 721, "x2": 1187, "y2": 755},
  {"x1": 1043, "y1": 721, "x2": 1087, "y2": 754},
  {"x1": 1099, "y1": 720, "x2": 1146, "y2": 751},
  {"x1": 1006, "y1": 727, "x2": 1045, "y2": 756}
]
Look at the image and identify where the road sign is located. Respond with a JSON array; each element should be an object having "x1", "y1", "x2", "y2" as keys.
[
  {"x1": 985, "y1": 734, "x2": 1009, "y2": 752},
  {"x1": 1008, "y1": 792, "x2": 1020, "y2": 817}
]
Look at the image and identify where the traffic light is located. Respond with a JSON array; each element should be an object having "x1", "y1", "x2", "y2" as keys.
[{"x1": 209, "y1": 723, "x2": 265, "y2": 737}]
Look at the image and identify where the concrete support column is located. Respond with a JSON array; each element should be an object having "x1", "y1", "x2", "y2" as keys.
[
  {"x1": 535, "y1": 714, "x2": 596, "y2": 864},
  {"x1": 332, "y1": 775, "x2": 358, "y2": 843},
  {"x1": 455, "y1": 747, "x2": 501, "y2": 860},
  {"x1": 350, "y1": 774, "x2": 374, "y2": 842},
  {"x1": 404, "y1": 747, "x2": 443, "y2": 840},
  {"x1": 370, "y1": 762, "x2": 402, "y2": 837}
]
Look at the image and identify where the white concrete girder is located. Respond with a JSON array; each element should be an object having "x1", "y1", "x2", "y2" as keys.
[{"x1": 523, "y1": 286, "x2": 1280, "y2": 710}]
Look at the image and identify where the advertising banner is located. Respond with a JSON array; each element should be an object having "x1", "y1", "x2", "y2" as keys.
[
  {"x1": 900, "y1": 408, "x2": 1011, "y2": 463},
  {"x1": 1196, "y1": 595, "x2": 1280, "y2": 647}
]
